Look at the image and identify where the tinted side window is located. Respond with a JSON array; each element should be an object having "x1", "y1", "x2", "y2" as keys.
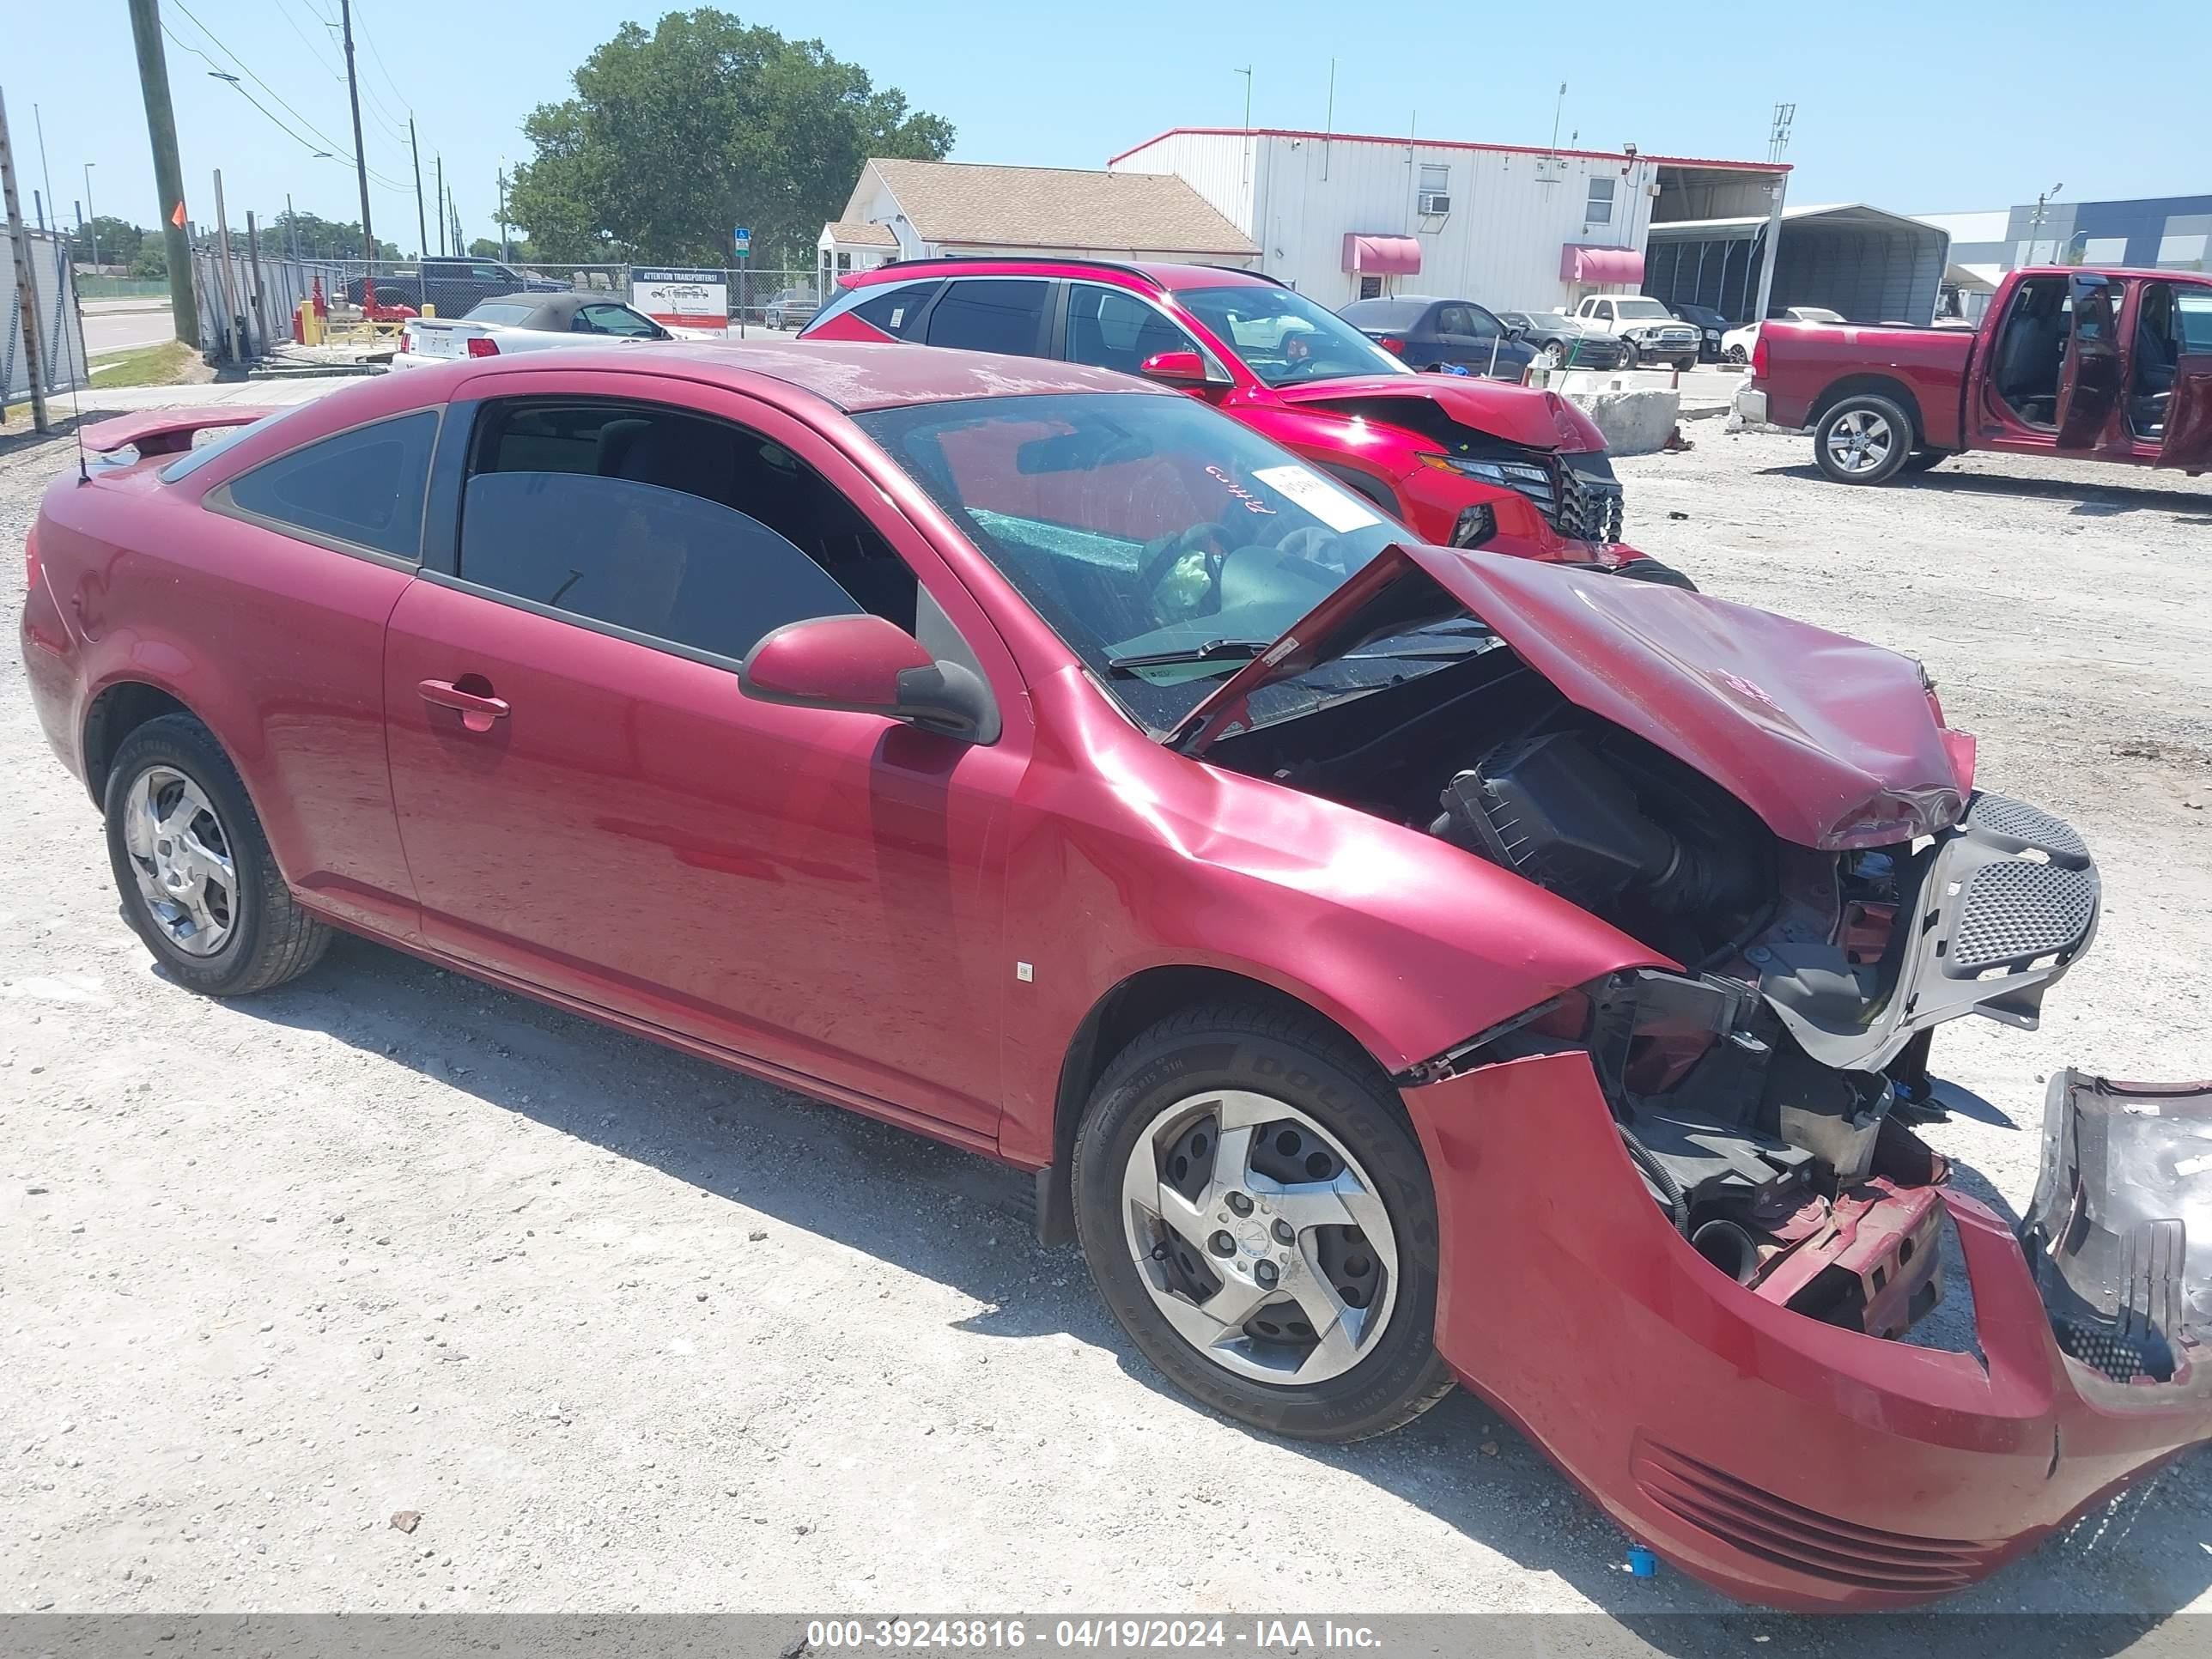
[
  {"x1": 851, "y1": 280, "x2": 941, "y2": 338},
  {"x1": 580, "y1": 303, "x2": 659, "y2": 337},
  {"x1": 1063, "y1": 287, "x2": 1194, "y2": 374},
  {"x1": 456, "y1": 401, "x2": 921, "y2": 663},
  {"x1": 225, "y1": 410, "x2": 438, "y2": 559},
  {"x1": 925, "y1": 279, "x2": 1050, "y2": 356},
  {"x1": 1435, "y1": 305, "x2": 1474, "y2": 336}
]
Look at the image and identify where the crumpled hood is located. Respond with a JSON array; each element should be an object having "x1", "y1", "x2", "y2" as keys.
[
  {"x1": 1175, "y1": 544, "x2": 1968, "y2": 851},
  {"x1": 1268, "y1": 374, "x2": 1608, "y2": 453}
]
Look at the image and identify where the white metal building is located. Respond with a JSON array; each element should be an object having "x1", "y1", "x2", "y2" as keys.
[{"x1": 1107, "y1": 126, "x2": 1788, "y2": 313}]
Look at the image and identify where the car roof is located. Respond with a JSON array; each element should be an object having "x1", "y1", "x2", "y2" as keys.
[
  {"x1": 449, "y1": 337, "x2": 1175, "y2": 413},
  {"x1": 469, "y1": 292, "x2": 602, "y2": 324},
  {"x1": 845, "y1": 256, "x2": 1279, "y2": 295}
]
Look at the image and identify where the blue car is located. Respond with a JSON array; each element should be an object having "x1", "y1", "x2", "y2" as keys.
[{"x1": 1337, "y1": 295, "x2": 1537, "y2": 380}]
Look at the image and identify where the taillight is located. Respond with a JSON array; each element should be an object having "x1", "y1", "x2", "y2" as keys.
[
  {"x1": 1751, "y1": 332, "x2": 1769, "y2": 379},
  {"x1": 1378, "y1": 336, "x2": 1405, "y2": 356},
  {"x1": 465, "y1": 337, "x2": 500, "y2": 357}
]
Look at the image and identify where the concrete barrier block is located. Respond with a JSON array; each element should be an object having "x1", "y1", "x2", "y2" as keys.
[{"x1": 1565, "y1": 386, "x2": 1680, "y2": 456}]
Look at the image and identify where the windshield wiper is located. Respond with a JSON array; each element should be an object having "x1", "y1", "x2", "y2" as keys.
[{"x1": 1106, "y1": 637, "x2": 1273, "y2": 675}]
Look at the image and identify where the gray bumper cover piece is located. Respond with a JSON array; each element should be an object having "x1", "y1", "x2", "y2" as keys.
[
  {"x1": 2021, "y1": 1071, "x2": 2211, "y2": 1382},
  {"x1": 1756, "y1": 792, "x2": 2100, "y2": 1072}
]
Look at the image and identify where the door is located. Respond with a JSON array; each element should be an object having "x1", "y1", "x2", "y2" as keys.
[
  {"x1": 2054, "y1": 272, "x2": 2125, "y2": 450},
  {"x1": 1433, "y1": 304, "x2": 1508, "y2": 374},
  {"x1": 381, "y1": 375, "x2": 1025, "y2": 1136},
  {"x1": 1060, "y1": 283, "x2": 1210, "y2": 378},
  {"x1": 2150, "y1": 284, "x2": 2212, "y2": 471}
]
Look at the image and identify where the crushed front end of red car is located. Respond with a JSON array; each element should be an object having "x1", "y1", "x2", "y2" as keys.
[{"x1": 1188, "y1": 547, "x2": 2211, "y2": 1607}]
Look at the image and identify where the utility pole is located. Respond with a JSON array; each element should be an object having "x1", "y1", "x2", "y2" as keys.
[
  {"x1": 1766, "y1": 102, "x2": 1796, "y2": 166},
  {"x1": 2031, "y1": 183, "x2": 2063, "y2": 264},
  {"x1": 338, "y1": 0, "x2": 374, "y2": 261},
  {"x1": 1, "y1": 88, "x2": 53, "y2": 431},
  {"x1": 435, "y1": 154, "x2": 446, "y2": 255},
  {"x1": 84, "y1": 163, "x2": 98, "y2": 271},
  {"x1": 125, "y1": 0, "x2": 198, "y2": 343},
  {"x1": 409, "y1": 117, "x2": 428, "y2": 258},
  {"x1": 32, "y1": 103, "x2": 58, "y2": 240},
  {"x1": 497, "y1": 166, "x2": 509, "y2": 261},
  {"x1": 286, "y1": 191, "x2": 298, "y2": 262}
]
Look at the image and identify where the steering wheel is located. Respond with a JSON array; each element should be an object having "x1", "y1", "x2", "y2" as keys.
[{"x1": 1139, "y1": 523, "x2": 1239, "y2": 616}]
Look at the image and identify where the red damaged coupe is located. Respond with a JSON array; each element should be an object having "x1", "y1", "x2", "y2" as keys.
[{"x1": 20, "y1": 341, "x2": 2209, "y2": 1610}]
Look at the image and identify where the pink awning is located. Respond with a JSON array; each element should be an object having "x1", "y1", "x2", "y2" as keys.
[
  {"x1": 1342, "y1": 234, "x2": 1422, "y2": 276},
  {"x1": 1560, "y1": 244, "x2": 1644, "y2": 284}
]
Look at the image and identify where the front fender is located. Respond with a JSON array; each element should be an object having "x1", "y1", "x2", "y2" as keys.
[{"x1": 997, "y1": 667, "x2": 1665, "y2": 1164}]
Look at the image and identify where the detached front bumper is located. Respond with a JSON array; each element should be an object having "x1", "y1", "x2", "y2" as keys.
[{"x1": 1402, "y1": 1052, "x2": 2212, "y2": 1611}]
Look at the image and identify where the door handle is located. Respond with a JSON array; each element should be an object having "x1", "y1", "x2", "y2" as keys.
[{"x1": 417, "y1": 678, "x2": 510, "y2": 733}]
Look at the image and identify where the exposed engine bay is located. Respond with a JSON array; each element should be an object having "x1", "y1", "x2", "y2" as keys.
[{"x1": 1207, "y1": 623, "x2": 2111, "y2": 1346}]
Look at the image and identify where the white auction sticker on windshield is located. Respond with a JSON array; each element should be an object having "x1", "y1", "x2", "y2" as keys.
[{"x1": 1253, "y1": 465, "x2": 1381, "y2": 533}]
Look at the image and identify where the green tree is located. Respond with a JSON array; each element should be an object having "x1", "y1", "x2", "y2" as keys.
[
  {"x1": 131, "y1": 242, "x2": 168, "y2": 280},
  {"x1": 466, "y1": 235, "x2": 540, "y2": 262},
  {"x1": 75, "y1": 216, "x2": 146, "y2": 268},
  {"x1": 254, "y1": 210, "x2": 399, "y2": 262},
  {"x1": 507, "y1": 9, "x2": 952, "y2": 265}
]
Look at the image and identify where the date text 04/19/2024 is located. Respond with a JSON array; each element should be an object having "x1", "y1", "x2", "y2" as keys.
[{"x1": 801, "y1": 1620, "x2": 1384, "y2": 1650}]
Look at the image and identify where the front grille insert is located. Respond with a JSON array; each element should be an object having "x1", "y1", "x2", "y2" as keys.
[
  {"x1": 1632, "y1": 1443, "x2": 2002, "y2": 1594},
  {"x1": 1951, "y1": 860, "x2": 2099, "y2": 973}
]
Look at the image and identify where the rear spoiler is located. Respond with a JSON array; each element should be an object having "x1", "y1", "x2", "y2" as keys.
[{"x1": 80, "y1": 407, "x2": 277, "y2": 458}]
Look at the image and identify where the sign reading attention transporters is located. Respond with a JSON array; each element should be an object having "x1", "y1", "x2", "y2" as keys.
[{"x1": 630, "y1": 267, "x2": 729, "y2": 331}]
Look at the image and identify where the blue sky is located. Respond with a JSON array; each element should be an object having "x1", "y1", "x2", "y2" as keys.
[{"x1": 10, "y1": 0, "x2": 2206, "y2": 255}]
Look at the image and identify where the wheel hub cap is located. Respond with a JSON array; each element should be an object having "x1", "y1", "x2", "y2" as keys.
[
  {"x1": 1121, "y1": 1089, "x2": 1399, "y2": 1386},
  {"x1": 122, "y1": 765, "x2": 236, "y2": 957},
  {"x1": 1825, "y1": 410, "x2": 1894, "y2": 474}
]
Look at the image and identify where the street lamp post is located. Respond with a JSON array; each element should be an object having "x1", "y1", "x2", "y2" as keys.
[{"x1": 82, "y1": 161, "x2": 96, "y2": 272}]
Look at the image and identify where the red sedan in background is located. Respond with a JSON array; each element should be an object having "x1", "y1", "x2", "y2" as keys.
[
  {"x1": 19, "y1": 341, "x2": 2208, "y2": 1608},
  {"x1": 802, "y1": 258, "x2": 1692, "y2": 585}
]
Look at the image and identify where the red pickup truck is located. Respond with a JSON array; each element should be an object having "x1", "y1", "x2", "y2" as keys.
[{"x1": 1736, "y1": 265, "x2": 2212, "y2": 484}]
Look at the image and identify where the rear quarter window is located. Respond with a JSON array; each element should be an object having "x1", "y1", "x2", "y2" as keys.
[{"x1": 220, "y1": 410, "x2": 440, "y2": 561}]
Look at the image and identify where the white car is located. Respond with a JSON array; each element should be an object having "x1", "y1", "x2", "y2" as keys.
[
  {"x1": 1719, "y1": 307, "x2": 1846, "y2": 365},
  {"x1": 1569, "y1": 295, "x2": 1703, "y2": 370},
  {"x1": 392, "y1": 293, "x2": 719, "y2": 368}
]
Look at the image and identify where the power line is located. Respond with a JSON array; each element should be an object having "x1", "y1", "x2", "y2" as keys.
[
  {"x1": 167, "y1": 0, "x2": 408, "y2": 189},
  {"x1": 268, "y1": 0, "x2": 342, "y2": 82}
]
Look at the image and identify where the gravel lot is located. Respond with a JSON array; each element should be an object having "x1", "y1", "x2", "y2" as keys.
[{"x1": 3, "y1": 409, "x2": 2209, "y2": 1633}]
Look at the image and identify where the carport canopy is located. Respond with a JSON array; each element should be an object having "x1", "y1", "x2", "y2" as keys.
[{"x1": 1644, "y1": 203, "x2": 1949, "y2": 325}]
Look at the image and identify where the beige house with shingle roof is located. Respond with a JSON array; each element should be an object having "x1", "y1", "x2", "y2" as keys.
[{"x1": 817, "y1": 158, "x2": 1258, "y2": 293}]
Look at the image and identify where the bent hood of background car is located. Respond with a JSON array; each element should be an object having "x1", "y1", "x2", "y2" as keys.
[
  {"x1": 1173, "y1": 543, "x2": 1968, "y2": 851},
  {"x1": 1267, "y1": 374, "x2": 1608, "y2": 453}
]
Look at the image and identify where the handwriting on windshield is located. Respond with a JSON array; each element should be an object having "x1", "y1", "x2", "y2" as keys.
[{"x1": 1205, "y1": 465, "x2": 1279, "y2": 516}]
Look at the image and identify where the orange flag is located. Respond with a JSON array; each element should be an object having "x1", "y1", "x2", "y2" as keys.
[{"x1": 170, "y1": 201, "x2": 187, "y2": 228}]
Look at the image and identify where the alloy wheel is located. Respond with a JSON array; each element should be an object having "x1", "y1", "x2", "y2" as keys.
[
  {"x1": 121, "y1": 764, "x2": 237, "y2": 957},
  {"x1": 1120, "y1": 1089, "x2": 1399, "y2": 1386},
  {"x1": 1823, "y1": 408, "x2": 1896, "y2": 476}
]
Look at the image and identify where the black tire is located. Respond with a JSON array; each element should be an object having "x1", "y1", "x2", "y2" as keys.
[
  {"x1": 1615, "y1": 557, "x2": 1698, "y2": 591},
  {"x1": 1723, "y1": 343, "x2": 1748, "y2": 365},
  {"x1": 1072, "y1": 1002, "x2": 1455, "y2": 1443},
  {"x1": 1901, "y1": 448, "x2": 1950, "y2": 474},
  {"x1": 1674, "y1": 356, "x2": 1698, "y2": 374},
  {"x1": 103, "y1": 714, "x2": 331, "y2": 997},
  {"x1": 1812, "y1": 392, "x2": 1917, "y2": 486}
]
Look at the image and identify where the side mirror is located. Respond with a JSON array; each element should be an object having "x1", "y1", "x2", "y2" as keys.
[
  {"x1": 1139, "y1": 349, "x2": 1211, "y2": 386},
  {"x1": 739, "y1": 613, "x2": 995, "y2": 741}
]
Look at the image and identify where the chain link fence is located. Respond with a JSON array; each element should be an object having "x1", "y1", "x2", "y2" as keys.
[
  {"x1": 191, "y1": 245, "x2": 346, "y2": 363},
  {"x1": 3, "y1": 225, "x2": 88, "y2": 416},
  {"x1": 327, "y1": 259, "x2": 824, "y2": 331}
]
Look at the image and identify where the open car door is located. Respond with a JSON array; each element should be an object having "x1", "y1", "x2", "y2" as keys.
[
  {"x1": 2054, "y1": 271, "x2": 2124, "y2": 450},
  {"x1": 2154, "y1": 288, "x2": 2212, "y2": 471}
]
